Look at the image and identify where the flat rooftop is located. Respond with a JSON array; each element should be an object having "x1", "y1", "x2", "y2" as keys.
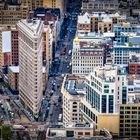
[
  {"x1": 2, "y1": 31, "x2": 11, "y2": 53},
  {"x1": 64, "y1": 75, "x2": 85, "y2": 96},
  {"x1": 9, "y1": 66, "x2": 19, "y2": 73},
  {"x1": 113, "y1": 42, "x2": 140, "y2": 48},
  {"x1": 66, "y1": 122, "x2": 93, "y2": 128}
]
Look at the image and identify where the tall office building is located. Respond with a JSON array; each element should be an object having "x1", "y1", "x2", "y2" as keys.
[
  {"x1": 80, "y1": 64, "x2": 127, "y2": 135},
  {"x1": 18, "y1": 19, "x2": 43, "y2": 117}
]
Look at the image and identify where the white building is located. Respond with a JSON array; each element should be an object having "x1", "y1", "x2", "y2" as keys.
[
  {"x1": 46, "y1": 122, "x2": 96, "y2": 139},
  {"x1": 18, "y1": 19, "x2": 44, "y2": 117},
  {"x1": 72, "y1": 34, "x2": 106, "y2": 76},
  {"x1": 77, "y1": 12, "x2": 91, "y2": 33},
  {"x1": 61, "y1": 74, "x2": 86, "y2": 127},
  {"x1": 81, "y1": 64, "x2": 127, "y2": 123}
]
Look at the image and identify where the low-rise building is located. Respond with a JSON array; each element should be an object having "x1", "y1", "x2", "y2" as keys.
[
  {"x1": 113, "y1": 22, "x2": 140, "y2": 42},
  {"x1": 0, "y1": 25, "x2": 19, "y2": 75},
  {"x1": 43, "y1": 24, "x2": 53, "y2": 71},
  {"x1": 112, "y1": 43, "x2": 140, "y2": 67},
  {"x1": 119, "y1": 103, "x2": 140, "y2": 138},
  {"x1": 128, "y1": 55, "x2": 140, "y2": 75},
  {"x1": 77, "y1": 12, "x2": 126, "y2": 33},
  {"x1": 61, "y1": 74, "x2": 86, "y2": 127},
  {"x1": 77, "y1": 12, "x2": 91, "y2": 33},
  {"x1": 8, "y1": 66, "x2": 19, "y2": 91},
  {"x1": 72, "y1": 33, "x2": 113, "y2": 76},
  {"x1": 46, "y1": 122, "x2": 112, "y2": 139},
  {"x1": 0, "y1": 29, "x2": 11, "y2": 73},
  {"x1": 8, "y1": 66, "x2": 47, "y2": 93},
  {"x1": 128, "y1": 62, "x2": 140, "y2": 75},
  {"x1": 29, "y1": 8, "x2": 61, "y2": 43}
]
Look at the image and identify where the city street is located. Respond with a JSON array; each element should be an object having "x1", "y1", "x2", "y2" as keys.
[{"x1": 38, "y1": 0, "x2": 81, "y2": 126}]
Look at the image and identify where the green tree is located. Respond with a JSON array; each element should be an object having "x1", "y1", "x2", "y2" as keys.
[
  {"x1": 0, "y1": 125, "x2": 12, "y2": 140},
  {"x1": 128, "y1": 42, "x2": 133, "y2": 46}
]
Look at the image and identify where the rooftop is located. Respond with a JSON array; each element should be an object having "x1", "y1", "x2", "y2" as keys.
[
  {"x1": 74, "y1": 32, "x2": 112, "y2": 47},
  {"x1": 127, "y1": 75, "x2": 140, "y2": 81},
  {"x1": 90, "y1": 64, "x2": 127, "y2": 82},
  {"x1": 2, "y1": 31, "x2": 11, "y2": 53},
  {"x1": 78, "y1": 12, "x2": 126, "y2": 24},
  {"x1": 78, "y1": 12, "x2": 90, "y2": 24},
  {"x1": 66, "y1": 122, "x2": 93, "y2": 128},
  {"x1": 9, "y1": 66, "x2": 19, "y2": 73},
  {"x1": 31, "y1": 8, "x2": 61, "y2": 19},
  {"x1": 129, "y1": 55, "x2": 140, "y2": 63},
  {"x1": 64, "y1": 75, "x2": 85, "y2": 96},
  {"x1": 113, "y1": 42, "x2": 140, "y2": 48},
  {"x1": 18, "y1": 19, "x2": 43, "y2": 35}
]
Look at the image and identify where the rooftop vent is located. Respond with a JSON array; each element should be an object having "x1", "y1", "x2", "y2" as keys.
[
  {"x1": 27, "y1": 19, "x2": 32, "y2": 23},
  {"x1": 33, "y1": 20, "x2": 37, "y2": 24}
]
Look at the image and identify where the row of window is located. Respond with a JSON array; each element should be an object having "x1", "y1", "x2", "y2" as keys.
[
  {"x1": 73, "y1": 63, "x2": 102, "y2": 66},
  {"x1": 86, "y1": 85, "x2": 100, "y2": 112},
  {"x1": 82, "y1": 103, "x2": 96, "y2": 122},
  {"x1": 102, "y1": 95, "x2": 114, "y2": 113},
  {"x1": 120, "y1": 106, "x2": 140, "y2": 110}
]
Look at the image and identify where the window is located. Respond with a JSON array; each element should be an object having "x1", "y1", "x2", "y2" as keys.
[
  {"x1": 85, "y1": 132, "x2": 90, "y2": 135},
  {"x1": 104, "y1": 89, "x2": 109, "y2": 93},
  {"x1": 125, "y1": 107, "x2": 130, "y2": 110},
  {"x1": 73, "y1": 106, "x2": 77, "y2": 108},
  {"x1": 132, "y1": 115, "x2": 137, "y2": 119},
  {"x1": 78, "y1": 132, "x2": 83, "y2": 135},
  {"x1": 109, "y1": 95, "x2": 114, "y2": 113},
  {"x1": 111, "y1": 89, "x2": 114, "y2": 93},
  {"x1": 122, "y1": 87, "x2": 127, "y2": 104},
  {"x1": 73, "y1": 102, "x2": 77, "y2": 105},
  {"x1": 120, "y1": 106, "x2": 124, "y2": 110},
  {"x1": 132, "y1": 111, "x2": 137, "y2": 114},
  {"x1": 102, "y1": 95, "x2": 106, "y2": 113},
  {"x1": 132, "y1": 107, "x2": 137, "y2": 110},
  {"x1": 104, "y1": 85, "x2": 109, "y2": 88},
  {"x1": 120, "y1": 111, "x2": 124, "y2": 114},
  {"x1": 66, "y1": 131, "x2": 74, "y2": 137},
  {"x1": 73, "y1": 110, "x2": 77, "y2": 112}
]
